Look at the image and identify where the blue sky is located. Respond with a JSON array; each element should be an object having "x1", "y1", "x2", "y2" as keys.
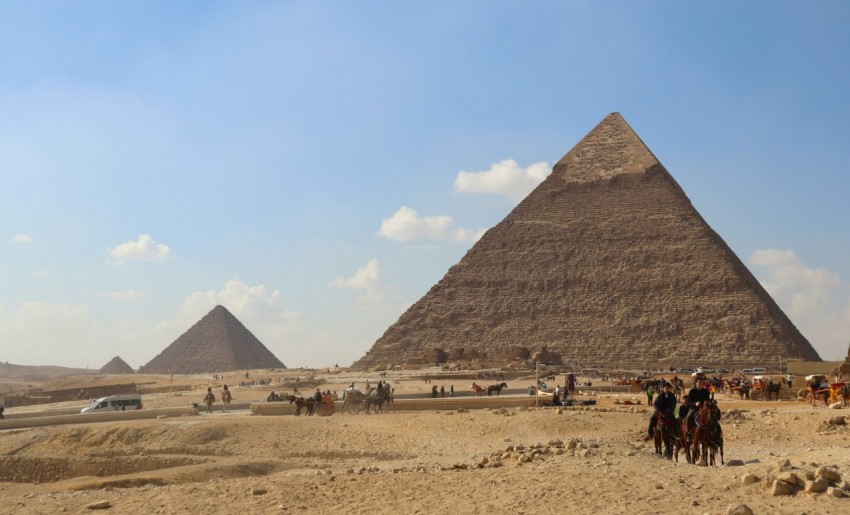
[{"x1": 1, "y1": 1, "x2": 849, "y2": 369}]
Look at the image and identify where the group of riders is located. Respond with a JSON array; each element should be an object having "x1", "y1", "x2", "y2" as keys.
[{"x1": 645, "y1": 378, "x2": 721, "y2": 444}]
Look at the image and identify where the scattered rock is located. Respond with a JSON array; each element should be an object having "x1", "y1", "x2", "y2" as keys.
[
  {"x1": 827, "y1": 487, "x2": 844, "y2": 498},
  {"x1": 816, "y1": 466, "x2": 841, "y2": 482},
  {"x1": 741, "y1": 473, "x2": 759, "y2": 485},
  {"x1": 725, "y1": 459, "x2": 744, "y2": 467},
  {"x1": 805, "y1": 477, "x2": 829, "y2": 493},
  {"x1": 725, "y1": 503, "x2": 753, "y2": 515},
  {"x1": 777, "y1": 471, "x2": 800, "y2": 486},
  {"x1": 86, "y1": 501, "x2": 112, "y2": 510},
  {"x1": 252, "y1": 488, "x2": 267, "y2": 495},
  {"x1": 771, "y1": 479, "x2": 793, "y2": 496}
]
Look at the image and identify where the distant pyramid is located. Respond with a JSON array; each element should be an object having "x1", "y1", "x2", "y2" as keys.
[
  {"x1": 99, "y1": 355, "x2": 134, "y2": 374},
  {"x1": 139, "y1": 305, "x2": 286, "y2": 374},
  {"x1": 353, "y1": 113, "x2": 821, "y2": 370}
]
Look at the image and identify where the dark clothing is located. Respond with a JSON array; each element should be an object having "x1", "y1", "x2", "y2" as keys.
[
  {"x1": 648, "y1": 391, "x2": 677, "y2": 437},
  {"x1": 653, "y1": 391, "x2": 677, "y2": 414},
  {"x1": 685, "y1": 387, "x2": 709, "y2": 407}
]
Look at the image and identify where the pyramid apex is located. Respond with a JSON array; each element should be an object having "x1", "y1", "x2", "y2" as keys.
[{"x1": 554, "y1": 112, "x2": 660, "y2": 184}]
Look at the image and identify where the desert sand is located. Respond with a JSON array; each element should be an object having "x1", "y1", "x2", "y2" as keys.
[{"x1": 1, "y1": 368, "x2": 849, "y2": 514}]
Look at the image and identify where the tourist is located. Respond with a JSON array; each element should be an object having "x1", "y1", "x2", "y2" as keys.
[
  {"x1": 450, "y1": 385, "x2": 454, "y2": 397},
  {"x1": 646, "y1": 383, "x2": 676, "y2": 440},
  {"x1": 440, "y1": 385, "x2": 445, "y2": 398},
  {"x1": 646, "y1": 385, "x2": 654, "y2": 405}
]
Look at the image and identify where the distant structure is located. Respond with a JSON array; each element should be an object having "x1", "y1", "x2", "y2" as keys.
[
  {"x1": 353, "y1": 112, "x2": 822, "y2": 370},
  {"x1": 99, "y1": 355, "x2": 134, "y2": 374},
  {"x1": 139, "y1": 305, "x2": 285, "y2": 374}
]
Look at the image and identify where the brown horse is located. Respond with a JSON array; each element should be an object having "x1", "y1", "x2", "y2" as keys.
[
  {"x1": 289, "y1": 395, "x2": 315, "y2": 416},
  {"x1": 471, "y1": 383, "x2": 486, "y2": 397},
  {"x1": 487, "y1": 383, "x2": 508, "y2": 396},
  {"x1": 203, "y1": 392, "x2": 215, "y2": 414},
  {"x1": 673, "y1": 415, "x2": 691, "y2": 464},
  {"x1": 652, "y1": 410, "x2": 675, "y2": 459},
  {"x1": 691, "y1": 400, "x2": 723, "y2": 466}
]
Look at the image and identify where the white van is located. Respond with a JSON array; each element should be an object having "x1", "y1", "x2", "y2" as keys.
[
  {"x1": 751, "y1": 367, "x2": 766, "y2": 374},
  {"x1": 81, "y1": 395, "x2": 143, "y2": 414}
]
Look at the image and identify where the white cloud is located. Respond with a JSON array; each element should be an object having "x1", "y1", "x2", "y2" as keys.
[
  {"x1": 100, "y1": 289, "x2": 144, "y2": 300},
  {"x1": 108, "y1": 234, "x2": 173, "y2": 263},
  {"x1": 453, "y1": 159, "x2": 550, "y2": 202},
  {"x1": 330, "y1": 259, "x2": 406, "y2": 314},
  {"x1": 33, "y1": 269, "x2": 56, "y2": 279},
  {"x1": 378, "y1": 206, "x2": 484, "y2": 243},
  {"x1": 331, "y1": 259, "x2": 381, "y2": 290},
  {"x1": 12, "y1": 234, "x2": 32, "y2": 244},
  {"x1": 749, "y1": 248, "x2": 850, "y2": 360}
]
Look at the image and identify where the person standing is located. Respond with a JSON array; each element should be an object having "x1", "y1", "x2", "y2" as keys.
[
  {"x1": 646, "y1": 385, "x2": 654, "y2": 405},
  {"x1": 449, "y1": 385, "x2": 454, "y2": 397}
]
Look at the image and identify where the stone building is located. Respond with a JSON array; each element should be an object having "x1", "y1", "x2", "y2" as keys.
[{"x1": 353, "y1": 113, "x2": 821, "y2": 370}]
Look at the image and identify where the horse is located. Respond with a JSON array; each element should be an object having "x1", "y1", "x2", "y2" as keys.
[
  {"x1": 471, "y1": 383, "x2": 486, "y2": 397},
  {"x1": 673, "y1": 414, "x2": 691, "y2": 464},
  {"x1": 203, "y1": 392, "x2": 215, "y2": 414},
  {"x1": 652, "y1": 410, "x2": 676, "y2": 459},
  {"x1": 764, "y1": 381, "x2": 782, "y2": 401},
  {"x1": 365, "y1": 386, "x2": 393, "y2": 414},
  {"x1": 288, "y1": 395, "x2": 315, "y2": 416},
  {"x1": 487, "y1": 383, "x2": 508, "y2": 396},
  {"x1": 221, "y1": 390, "x2": 232, "y2": 413},
  {"x1": 690, "y1": 399, "x2": 723, "y2": 466}
]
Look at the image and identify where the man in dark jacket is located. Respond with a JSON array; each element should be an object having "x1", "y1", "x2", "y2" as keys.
[{"x1": 646, "y1": 383, "x2": 677, "y2": 440}]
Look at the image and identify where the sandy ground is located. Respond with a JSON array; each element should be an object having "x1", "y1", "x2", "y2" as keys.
[{"x1": 1, "y1": 369, "x2": 849, "y2": 514}]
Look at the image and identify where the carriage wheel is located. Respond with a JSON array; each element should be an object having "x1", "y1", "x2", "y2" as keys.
[
  {"x1": 345, "y1": 400, "x2": 361, "y2": 415},
  {"x1": 317, "y1": 403, "x2": 334, "y2": 416}
]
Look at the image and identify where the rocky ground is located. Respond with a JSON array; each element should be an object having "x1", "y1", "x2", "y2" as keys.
[{"x1": 1, "y1": 370, "x2": 849, "y2": 514}]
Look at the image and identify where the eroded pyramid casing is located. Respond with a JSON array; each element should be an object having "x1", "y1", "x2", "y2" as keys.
[
  {"x1": 139, "y1": 305, "x2": 285, "y2": 374},
  {"x1": 353, "y1": 113, "x2": 821, "y2": 370}
]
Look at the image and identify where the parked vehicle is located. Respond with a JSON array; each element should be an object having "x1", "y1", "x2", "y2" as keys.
[{"x1": 81, "y1": 395, "x2": 143, "y2": 413}]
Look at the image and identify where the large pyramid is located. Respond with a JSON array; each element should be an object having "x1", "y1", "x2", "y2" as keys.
[
  {"x1": 353, "y1": 113, "x2": 821, "y2": 370},
  {"x1": 99, "y1": 355, "x2": 134, "y2": 374},
  {"x1": 139, "y1": 305, "x2": 286, "y2": 374}
]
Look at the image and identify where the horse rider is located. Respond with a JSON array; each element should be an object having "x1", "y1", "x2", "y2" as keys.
[
  {"x1": 645, "y1": 382, "x2": 677, "y2": 440},
  {"x1": 221, "y1": 384, "x2": 230, "y2": 401},
  {"x1": 683, "y1": 379, "x2": 716, "y2": 436}
]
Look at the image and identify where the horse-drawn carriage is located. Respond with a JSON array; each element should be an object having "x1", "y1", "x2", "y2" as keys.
[
  {"x1": 749, "y1": 375, "x2": 782, "y2": 401},
  {"x1": 723, "y1": 377, "x2": 750, "y2": 399},
  {"x1": 801, "y1": 375, "x2": 848, "y2": 407},
  {"x1": 315, "y1": 394, "x2": 335, "y2": 416}
]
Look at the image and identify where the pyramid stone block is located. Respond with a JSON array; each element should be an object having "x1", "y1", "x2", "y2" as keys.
[{"x1": 353, "y1": 113, "x2": 821, "y2": 370}]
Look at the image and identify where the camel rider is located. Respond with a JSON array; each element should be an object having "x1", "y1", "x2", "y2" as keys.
[{"x1": 646, "y1": 382, "x2": 677, "y2": 440}]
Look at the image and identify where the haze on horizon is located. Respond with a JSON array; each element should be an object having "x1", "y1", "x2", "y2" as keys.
[{"x1": 2, "y1": 2, "x2": 849, "y2": 369}]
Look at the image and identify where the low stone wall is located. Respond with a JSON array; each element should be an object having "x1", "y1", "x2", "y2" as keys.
[
  {"x1": 0, "y1": 406, "x2": 199, "y2": 430},
  {"x1": 252, "y1": 396, "x2": 558, "y2": 416}
]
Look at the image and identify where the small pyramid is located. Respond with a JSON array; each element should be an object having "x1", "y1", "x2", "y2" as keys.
[
  {"x1": 353, "y1": 113, "x2": 822, "y2": 370},
  {"x1": 99, "y1": 355, "x2": 134, "y2": 374},
  {"x1": 138, "y1": 305, "x2": 286, "y2": 374}
]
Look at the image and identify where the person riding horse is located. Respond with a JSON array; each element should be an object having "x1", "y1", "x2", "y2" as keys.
[
  {"x1": 646, "y1": 382, "x2": 677, "y2": 440},
  {"x1": 682, "y1": 379, "x2": 720, "y2": 438}
]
